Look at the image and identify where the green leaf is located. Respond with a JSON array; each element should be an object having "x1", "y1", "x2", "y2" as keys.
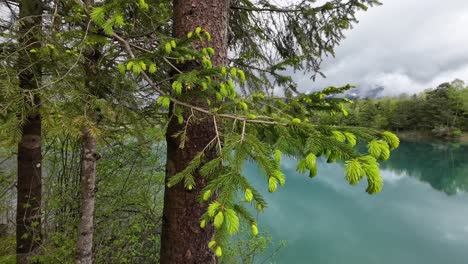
[
  {"x1": 251, "y1": 223, "x2": 259, "y2": 236},
  {"x1": 113, "y1": 13, "x2": 124, "y2": 27},
  {"x1": 305, "y1": 153, "x2": 316, "y2": 170},
  {"x1": 309, "y1": 165, "x2": 317, "y2": 178},
  {"x1": 139, "y1": 61, "x2": 146, "y2": 70},
  {"x1": 203, "y1": 190, "x2": 212, "y2": 201},
  {"x1": 215, "y1": 246, "x2": 222, "y2": 257},
  {"x1": 206, "y1": 47, "x2": 214, "y2": 56},
  {"x1": 230, "y1": 67, "x2": 237, "y2": 78},
  {"x1": 208, "y1": 240, "x2": 216, "y2": 248},
  {"x1": 268, "y1": 177, "x2": 278, "y2": 193},
  {"x1": 367, "y1": 140, "x2": 382, "y2": 159},
  {"x1": 102, "y1": 19, "x2": 114, "y2": 36},
  {"x1": 204, "y1": 31, "x2": 212, "y2": 41},
  {"x1": 224, "y1": 209, "x2": 239, "y2": 235},
  {"x1": 381, "y1": 131, "x2": 400, "y2": 150},
  {"x1": 214, "y1": 211, "x2": 224, "y2": 228},
  {"x1": 291, "y1": 118, "x2": 301, "y2": 123},
  {"x1": 215, "y1": 92, "x2": 223, "y2": 102},
  {"x1": 149, "y1": 63, "x2": 157, "y2": 74},
  {"x1": 219, "y1": 83, "x2": 228, "y2": 96},
  {"x1": 245, "y1": 189, "x2": 253, "y2": 202},
  {"x1": 208, "y1": 202, "x2": 220, "y2": 217},
  {"x1": 272, "y1": 170, "x2": 286, "y2": 186},
  {"x1": 296, "y1": 159, "x2": 307, "y2": 174},
  {"x1": 344, "y1": 132, "x2": 357, "y2": 147},
  {"x1": 157, "y1": 96, "x2": 171, "y2": 109},
  {"x1": 139, "y1": 0, "x2": 149, "y2": 11},
  {"x1": 274, "y1": 150, "x2": 282, "y2": 163},
  {"x1": 165, "y1": 43, "x2": 172, "y2": 54},
  {"x1": 344, "y1": 159, "x2": 365, "y2": 185},
  {"x1": 238, "y1": 70, "x2": 246, "y2": 83},
  {"x1": 126, "y1": 61, "x2": 134, "y2": 70},
  {"x1": 132, "y1": 64, "x2": 141, "y2": 74},
  {"x1": 239, "y1": 101, "x2": 248, "y2": 111},
  {"x1": 90, "y1": 7, "x2": 106, "y2": 26},
  {"x1": 332, "y1": 131, "x2": 346, "y2": 142},
  {"x1": 172, "y1": 81, "x2": 183, "y2": 93}
]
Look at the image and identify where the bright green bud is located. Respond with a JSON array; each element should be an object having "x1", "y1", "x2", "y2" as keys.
[
  {"x1": 245, "y1": 188, "x2": 253, "y2": 202},
  {"x1": 165, "y1": 43, "x2": 172, "y2": 54},
  {"x1": 202, "y1": 190, "x2": 212, "y2": 201},
  {"x1": 208, "y1": 240, "x2": 216, "y2": 249},
  {"x1": 239, "y1": 101, "x2": 248, "y2": 110},
  {"x1": 215, "y1": 246, "x2": 222, "y2": 257},
  {"x1": 268, "y1": 177, "x2": 278, "y2": 193},
  {"x1": 214, "y1": 211, "x2": 224, "y2": 228},
  {"x1": 149, "y1": 63, "x2": 157, "y2": 74},
  {"x1": 251, "y1": 223, "x2": 258, "y2": 236},
  {"x1": 256, "y1": 204, "x2": 263, "y2": 211},
  {"x1": 117, "y1": 63, "x2": 125, "y2": 75},
  {"x1": 292, "y1": 118, "x2": 301, "y2": 124}
]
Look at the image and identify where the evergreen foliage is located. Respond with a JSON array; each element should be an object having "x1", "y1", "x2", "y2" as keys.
[{"x1": 0, "y1": 0, "x2": 401, "y2": 261}]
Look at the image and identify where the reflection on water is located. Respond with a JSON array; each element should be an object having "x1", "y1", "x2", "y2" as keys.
[
  {"x1": 246, "y1": 140, "x2": 468, "y2": 264},
  {"x1": 382, "y1": 141, "x2": 468, "y2": 195}
]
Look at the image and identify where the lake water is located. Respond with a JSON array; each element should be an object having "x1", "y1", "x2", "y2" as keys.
[{"x1": 246, "y1": 140, "x2": 468, "y2": 264}]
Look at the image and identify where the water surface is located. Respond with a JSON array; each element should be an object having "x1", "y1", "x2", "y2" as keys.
[{"x1": 246, "y1": 141, "x2": 468, "y2": 264}]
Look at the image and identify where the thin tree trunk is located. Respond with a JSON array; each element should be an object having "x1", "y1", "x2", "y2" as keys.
[
  {"x1": 76, "y1": 127, "x2": 98, "y2": 264},
  {"x1": 16, "y1": 0, "x2": 43, "y2": 263},
  {"x1": 160, "y1": 0, "x2": 230, "y2": 263},
  {"x1": 76, "y1": 2, "x2": 100, "y2": 259}
]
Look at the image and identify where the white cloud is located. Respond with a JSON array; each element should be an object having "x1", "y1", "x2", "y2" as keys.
[{"x1": 294, "y1": 0, "x2": 468, "y2": 96}]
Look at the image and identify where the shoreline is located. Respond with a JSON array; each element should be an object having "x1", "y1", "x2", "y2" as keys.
[{"x1": 395, "y1": 131, "x2": 468, "y2": 145}]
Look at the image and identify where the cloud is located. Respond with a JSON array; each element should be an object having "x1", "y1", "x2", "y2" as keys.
[{"x1": 294, "y1": 0, "x2": 468, "y2": 96}]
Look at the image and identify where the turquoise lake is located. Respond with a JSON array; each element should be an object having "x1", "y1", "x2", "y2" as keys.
[{"x1": 246, "y1": 140, "x2": 468, "y2": 264}]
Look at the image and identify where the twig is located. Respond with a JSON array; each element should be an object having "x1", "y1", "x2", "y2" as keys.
[
  {"x1": 213, "y1": 116, "x2": 222, "y2": 154},
  {"x1": 240, "y1": 120, "x2": 246, "y2": 143}
]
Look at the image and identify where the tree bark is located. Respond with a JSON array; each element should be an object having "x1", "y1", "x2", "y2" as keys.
[
  {"x1": 16, "y1": 0, "x2": 43, "y2": 263},
  {"x1": 160, "y1": 1, "x2": 230, "y2": 263},
  {"x1": 76, "y1": 127, "x2": 98, "y2": 264},
  {"x1": 76, "y1": 2, "x2": 100, "y2": 260}
]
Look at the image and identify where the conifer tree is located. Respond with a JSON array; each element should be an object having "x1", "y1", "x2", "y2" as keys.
[
  {"x1": 83, "y1": 0, "x2": 395, "y2": 263},
  {"x1": 15, "y1": 0, "x2": 44, "y2": 263},
  {"x1": 160, "y1": 1, "x2": 231, "y2": 263},
  {"x1": 2, "y1": 0, "x2": 400, "y2": 263}
]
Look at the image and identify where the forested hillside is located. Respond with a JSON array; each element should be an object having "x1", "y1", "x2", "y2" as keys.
[{"x1": 315, "y1": 79, "x2": 468, "y2": 138}]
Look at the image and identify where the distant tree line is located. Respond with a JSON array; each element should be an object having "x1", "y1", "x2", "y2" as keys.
[{"x1": 316, "y1": 79, "x2": 468, "y2": 138}]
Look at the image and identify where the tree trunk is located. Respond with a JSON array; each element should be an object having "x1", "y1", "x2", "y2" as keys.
[
  {"x1": 16, "y1": 0, "x2": 43, "y2": 263},
  {"x1": 76, "y1": 3, "x2": 100, "y2": 260},
  {"x1": 160, "y1": 0, "x2": 230, "y2": 263},
  {"x1": 76, "y1": 127, "x2": 98, "y2": 264}
]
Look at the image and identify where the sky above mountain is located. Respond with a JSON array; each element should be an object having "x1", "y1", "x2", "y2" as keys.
[{"x1": 293, "y1": 0, "x2": 468, "y2": 97}]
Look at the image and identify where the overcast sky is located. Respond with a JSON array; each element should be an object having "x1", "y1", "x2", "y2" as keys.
[{"x1": 294, "y1": 0, "x2": 468, "y2": 96}]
